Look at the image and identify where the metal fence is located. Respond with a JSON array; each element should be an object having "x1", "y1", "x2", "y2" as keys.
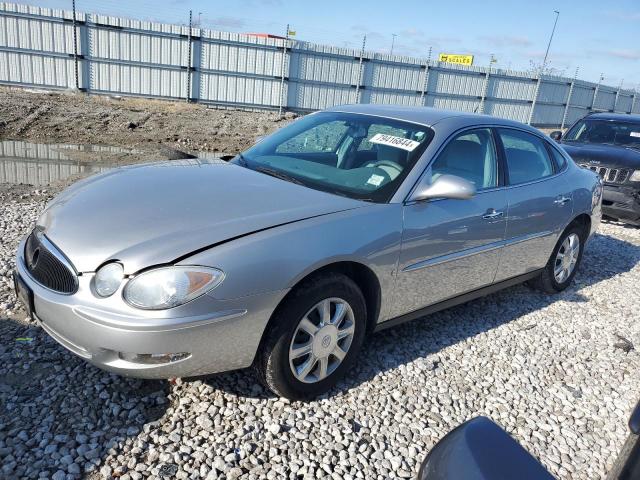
[{"x1": 1, "y1": 2, "x2": 638, "y2": 128}]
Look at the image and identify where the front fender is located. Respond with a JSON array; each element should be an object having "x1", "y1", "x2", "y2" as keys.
[{"x1": 180, "y1": 203, "x2": 403, "y2": 322}]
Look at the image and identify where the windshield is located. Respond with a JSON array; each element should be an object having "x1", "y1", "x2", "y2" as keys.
[
  {"x1": 564, "y1": 119, "x2": 640, "y2": 149},
  {"x1": 233, "y1": 112, "x2": 434, "y2": 202}
]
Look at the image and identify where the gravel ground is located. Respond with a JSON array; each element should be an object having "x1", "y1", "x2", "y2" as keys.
[{"x1": 1, "y1": 184, "x2": 639, "y2": 480}]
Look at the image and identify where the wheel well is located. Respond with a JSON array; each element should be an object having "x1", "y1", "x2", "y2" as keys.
[
  {"x1": 308, "y1": 262, "x2": 382, "y2": 333},
  {"x1": 567, "y1": 213, "x2": 591, "y2": 239},
  {"x1": 265, "y1": 262, "x2": 382, "y2": 340}
]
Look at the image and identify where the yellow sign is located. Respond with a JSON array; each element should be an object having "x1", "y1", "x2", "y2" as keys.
[
  {"x1": 288, "y1": 29, "x2": 296, "y2": 37},
  {"x1": 438, "y1": 53, "x2": 474, "y2": 66}
]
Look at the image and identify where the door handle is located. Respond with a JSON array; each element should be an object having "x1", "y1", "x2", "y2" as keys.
[
  {"x1": 554, "y1": 196, "x2": 571, "y2": 206},
  {"x1": 482, "y1": 209, "x2": 504, "y2": 220}
]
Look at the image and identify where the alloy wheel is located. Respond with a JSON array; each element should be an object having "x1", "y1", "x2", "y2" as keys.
[
  {"x1": 288, "y1": 297, "x2": 355, "y2": 384},
  {"x1": 554, "y1": 233, "x2": 580, "y2": 283}
]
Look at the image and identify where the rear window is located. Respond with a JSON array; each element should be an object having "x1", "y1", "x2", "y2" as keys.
[
  {"x1": 548, "y1": 145, "x2": 568, "y2": 171},
  {"x1": 498, "y1": 129, "x2": 554, "y2": 185}
]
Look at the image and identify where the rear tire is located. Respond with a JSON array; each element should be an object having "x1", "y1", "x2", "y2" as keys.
[
  {"x1": 528, "y1": 225, "x2": 585, "y2": 294},
  {"x1": 255, "y1": 273, "x2": 367, "y2": 400}
]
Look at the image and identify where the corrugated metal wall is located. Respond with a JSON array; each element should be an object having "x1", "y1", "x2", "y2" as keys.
[{"x1": 0, "y1": 2, "x2": 637, "y2": 127}]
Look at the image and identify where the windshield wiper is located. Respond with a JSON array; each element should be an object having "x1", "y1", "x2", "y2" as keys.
[
  {"x1": 234, "y1": 152, "x2": 249, "y2": 166},
  {"x1": 254, "y1": 166, "x2": 305, "y2": 186}
]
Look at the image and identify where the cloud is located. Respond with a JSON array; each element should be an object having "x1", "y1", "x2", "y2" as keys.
[
  {"x1": 203, "y1": 16, "x2": 246, "y2": 29},
  {"x1": 605, "y1": 11, "x2": 640, "y2": 21},
  {"x1": 604, "y1": 49, "x2": 640, "y2": 60},
  {"x1": 349, "y1": 25, "x2": 385, "y2": 42},
  {"x1": 480, "y1": 35, "x2": 532, "y2": 48},
  {"x1": 586, "y1": 48, "x2": 640, "y2": 61},
  {"x1": 401, "y1": 28, "x2": 423, "y2": 39},
  {"x1": 423, "y1": 36, "x2": 462, "y2": 48},
  {"x1": 523, "y1": 49, "x2": 545, "y2": 59}
]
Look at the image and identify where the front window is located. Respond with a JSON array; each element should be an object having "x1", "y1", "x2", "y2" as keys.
[
  {"x1": 429, "y1": 128, "x2": 499, "y2": 190},
  {"x1": 233, "y1": 112, "x2": 434, "y2": 202},
  {"x1": 564, "y1": 119, "x2": 640, "y2": 149}
]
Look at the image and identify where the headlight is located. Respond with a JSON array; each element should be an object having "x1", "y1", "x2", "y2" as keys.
[
  {"x1": 94, "y1": 262, "x2": 124, "y2": 297},
  {"x1": 123, "y1": 266, "x2": 224, "y2": 310},
  {"x1": 630, "y1": 170, "x2": 640, "y2": 182}
]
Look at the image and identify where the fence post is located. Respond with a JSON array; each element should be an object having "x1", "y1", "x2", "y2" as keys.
[
  {"x1": 355, "y1": 35, "x2": 366, "y2": 103},
  {"x1": 419, "y1": 64, "x2": 429, "y2": 106},
  {"x1": 78, "y1": 13, "x2": 90, "y2": 92},
  {"x1": 631, "y1": 93, "x2": 637, "y2": 114},
  {"x1": 561, "y1": 67, "x2": 578, "y2": 130},
  {"x1": 186, "y1": 10, "x2": 192, "y2": 102},
  {"x1": 278, "y1": 25, "x2": 290, "y2": 116},
  {"x1": 528, "y1": 75, "x2": 542, "y2": 125},
  {"x1": 71, "y1": 0, "x2": 79, "y2": 90},
  {"x1": 479, "y1": 69, "x2": 490, "y2": 114},
  {"x1": 190, "y1": 32, "x2": 202, "y2": 103},
  {"x1": 613, "y1": 80, "x2": 624, "y2": 113},
  {"x1": 591, "y1": 74, "x2": 603, "y2": 112}
]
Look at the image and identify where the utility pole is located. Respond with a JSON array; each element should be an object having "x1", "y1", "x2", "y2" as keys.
[
  {"x1": 542, "y1": 10, "x2": 560, "y2": 71},
  {"x1": 72, "y1": 0, "x2": 79, "y2": 90},
  {"x1": 390, "y1": 33, "x2": 397, "y2": 56}
]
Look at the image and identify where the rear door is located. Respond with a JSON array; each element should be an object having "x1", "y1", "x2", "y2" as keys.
[
  {"x1": 495, "y1": 128, "x2": 574, "y2": 282},
  {"x1": 392, "y1": 128, "x2": 507, "y2": 318}
]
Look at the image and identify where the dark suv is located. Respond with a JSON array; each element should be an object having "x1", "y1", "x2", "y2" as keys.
[{"x1": 550, "y1": 112, "x2": 640, "y2": 226}]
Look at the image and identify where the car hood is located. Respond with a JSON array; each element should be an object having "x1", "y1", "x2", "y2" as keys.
[
  {"x1": 560, "y1": 142, "x2": 640, "y2": 169},
  {"x1": 37, "y1": 159, "x2": 364, "y2": 273}
]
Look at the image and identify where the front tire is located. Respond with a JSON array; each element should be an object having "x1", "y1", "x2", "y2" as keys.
[
  {"x1": 256, "y1": 273, "x2": 367, "y2": 400},
  {"x1": 529, "y1": 225, "x2": 585, "y2": 293}
]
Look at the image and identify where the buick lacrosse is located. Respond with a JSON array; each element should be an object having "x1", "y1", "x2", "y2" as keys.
[{"x1": 14, "y1": 104, "x2": 602, "y2": 399}]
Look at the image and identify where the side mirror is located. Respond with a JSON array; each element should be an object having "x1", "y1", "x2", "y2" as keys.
[
  {"x1": 550, "y1": 131, "x2": 562, "y2": 142},
  {"x1": 410, "y1": 174, "x2": 476, "y2": 202},
  {"x1": 418, "y1": 417, "x2": 554, "y2": 480}
]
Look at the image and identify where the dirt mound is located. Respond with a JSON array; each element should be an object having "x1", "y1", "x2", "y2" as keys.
[{"x1": 0, "y1": 87, "x2": 296, "y2": 156}]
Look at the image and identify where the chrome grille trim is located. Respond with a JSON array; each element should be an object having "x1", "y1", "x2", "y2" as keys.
[
  {"x1": 579, "y1": 164, "x2": 629, "y2": 184},
  {"x1": 24, "y1": 229, "x2": 78, "y2": 294}
]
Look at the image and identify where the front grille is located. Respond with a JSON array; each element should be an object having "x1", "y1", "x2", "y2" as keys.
[
  {"x1": 24, "y1": 229, "x2": 78, "y2": 294},
  {"x1": 579, "y1": 164, "x2": 629, "y2": 184}
]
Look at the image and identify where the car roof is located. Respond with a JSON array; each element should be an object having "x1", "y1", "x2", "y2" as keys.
[
  {"x1": 584, "y1": 112, "x2": 640, "y2": 123},
  {"x1": 324, "y1": 103, "x2": 538, "y2": 132}
]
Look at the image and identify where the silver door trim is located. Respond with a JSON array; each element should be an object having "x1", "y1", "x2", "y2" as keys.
[
  {"x1": 403, "y1": 229, "x2": 553, "y2": 273},
  {"x1": 403, "y1": 239, "x2": 505, "y2": 272},
  {"x1": 503, "y1": 230, "x2": 554, "y2": 247}
]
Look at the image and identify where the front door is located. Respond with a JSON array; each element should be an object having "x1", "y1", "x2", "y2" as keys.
[{"x1": 392, "y1": 128, "x2": 507, "y2": 318}]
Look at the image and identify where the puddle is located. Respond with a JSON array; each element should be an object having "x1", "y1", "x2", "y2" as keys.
[
  {"x1": 0, "y1": 140, "x2": 222, "y2": 186},
  {"x1": 0, "y1": 140, "x2": 126, "y2": 186}
]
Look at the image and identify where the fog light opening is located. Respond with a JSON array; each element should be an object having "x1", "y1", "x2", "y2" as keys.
[{"x1": 118, "y1": 352, "x2": 191, "y2": 365}]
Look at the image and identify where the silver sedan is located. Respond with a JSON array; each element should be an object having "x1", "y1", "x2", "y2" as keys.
[{"x1": 13, "y1": 105, "x2": 602, "y2": 400}]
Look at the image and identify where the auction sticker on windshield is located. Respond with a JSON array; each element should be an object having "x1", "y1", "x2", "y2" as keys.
[{"x1": 370, "y1": 133, "x2": 420, "y2": 152}]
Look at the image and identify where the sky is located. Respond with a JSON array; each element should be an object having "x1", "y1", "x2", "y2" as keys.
[{"x1": 31, "y1": 0, "x2": 640, "y2": 89}]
